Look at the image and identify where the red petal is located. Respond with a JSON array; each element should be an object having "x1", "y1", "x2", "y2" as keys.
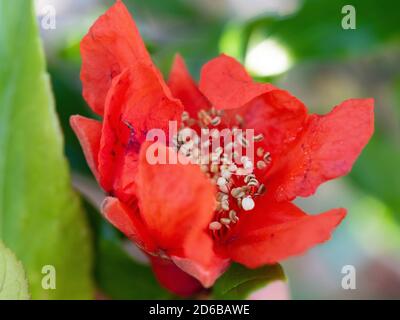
[
  {"x1": 80, "y1": 0, "x2": 154, "y2": 115},
  {"x1": 70, "y1": 115, "x2": 102, "y2": 180},
  {"x1": 269, "y1": 98, "x2": 374, "y2": 202},
  {"x1": 199, "y1": 54, "x2": 275, "y2": 110},
  {"x1": 242, "y1": 89, "x2": 308, "y2": 159},
  {"x1": 136, "y1": 142, "x2": 223, "y2": 286},
  {"x1": 98, "y1": 66, "x2": 183, "y2": 201},
  {"x1": 172, "y1": 253, "x2": 229, "y2": 288},
  {"x1": 136, "y1": 142, "x2": 215, "y2": 254},
  {"x1": 168, "y1": 54, "x2": 211, "y2": 117},
  {"x1": 101, "y1": 196, "x2": 157, "y2": 253},
  {"x1": 149, "y1": 256, "x2": 203, "y2": 297},
  {"x1": 223, "y1": 199, "x2": 346, "y2": 268},
  {"x1": 198, "y1": 54, "x2": 308, "y2": 161}
]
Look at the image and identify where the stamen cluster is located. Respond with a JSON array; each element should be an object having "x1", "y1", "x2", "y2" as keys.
[{"x1": 173, "y1": 108, "x2": 272, "y2": 234}]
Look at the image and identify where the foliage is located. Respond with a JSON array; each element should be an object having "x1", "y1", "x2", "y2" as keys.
[{"x1": 0, "y1": 0, "x2": 93, "y2": 299}]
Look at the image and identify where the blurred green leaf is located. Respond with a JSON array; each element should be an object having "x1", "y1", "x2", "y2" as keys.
[
  {"x1": 230, "y1": 0, "x2": 400, "y2": 63},
  {"x1": 213, "y1": 263, "x2": 285, "y2": 299},
  {"x1": 350, "y1": 196, "x2": 400, "y2": 256},
  {"x1": 125, "y1": 0, "x2": 198, "y2": 19},
  {"x1": 82, "y1": 200, "x2": 171, "y2": 300},
  {"x1": 49, "y1": 65, "x2": 97, "y2": 177},
  {"x1": 124, "y1": 0, "x2": 224, "y2": 77},
  {"x1": 0, "y1": 241, "x2": 29, "y2": 300},
  {"x1": 350, "y1": 137, "x2": 400, "y2": 223},
  {"x1": 96, "y1": 238, "x2": 171, "y2": 299},
  {"x1": 219, "y1": 21, "x2": 248, "y2": 60},
  {"x1": 0, "y1": 0, "x2": 93, "y2": 299}
]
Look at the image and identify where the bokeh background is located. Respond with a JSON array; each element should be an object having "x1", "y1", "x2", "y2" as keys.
[{"x1": 32, "y1": 0, "x2": 399, "y2": 299}]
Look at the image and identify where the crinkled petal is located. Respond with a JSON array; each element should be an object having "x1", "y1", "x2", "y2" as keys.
[
  {"x1": 98, "y1": 66, "x2": 183, "y2": 202},
  {"x1": 223, "y1": 199, "x2": 346, "y2": 268},
  {"x1": 198, "y1": 54, "x2": 307, "y2": 162},
  {"x1": 168, "y1": 54, "x2": 211, "y2": 117},
  {"x1": 242, "y1": 89, "x2": 308, "y2": 159},
  {"x1": 268, "y1": 98, "x2": 374, "y2": 201},
  {"x1": 101, "y1": 196, "x2": 157, "y2": 253},
  {"x1": 172, "y1": 227, "x2": 227, "y2": 287},
  {"x1": 136, "y1": 142, "x2": 217, "y2": 272},
  {"x1": 70, "y1": 115, "x2": 102, "y2": 180},
  {"x1": 172, "y1": 253, "x2": 229, "y2": 288},
  {"x1": 80, "y1": 0, "x2": 154, "y2": 115},
  {"x1": 149, "y1": 256, "x2": 203, "y2": 297},
  {"x1": 199, "y1": 54, "x2": 276, "y2": 110},
  {"x1": 136, "y1": 141, "x2": 227, "y2": 287}
]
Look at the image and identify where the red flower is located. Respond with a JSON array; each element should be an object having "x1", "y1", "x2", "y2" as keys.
[{"x1": 70, "y1": 0, "x2": 374, "y2": 296}]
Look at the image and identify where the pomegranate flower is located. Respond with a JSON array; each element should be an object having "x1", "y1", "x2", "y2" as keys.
[{"x1": 70, "y1": 0, "x2": 374, "y2": 296}]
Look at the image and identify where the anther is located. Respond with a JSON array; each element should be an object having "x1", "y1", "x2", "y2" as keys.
[
  {"x1": 202, "y1": 139, "x2": 211, "y2": 148},
  {"x1": 257, "y1": 184, "x2": 266, "y2": 195},
  {"x1": 231, "y1": 187, "x2": 244, "y2": 198},
  {"x1": 253, "y1": 133, "x2": 264, "y2": 142},
  {"x1": 236, "y1": 167, "x2": 252, "y2": 176},
  {"x1": 225, "y1": 142, "x2": 234, "y2": 152},
  {"x1": 236, "y1": 114, "x2": 244, "y2": 125},
  {"x1": 211, "y1": 153, "x2": 220, "y2": 162},
  {"x1": 198, "y1": 110, "x2": 212, "y2": 125},
  {"x1": 211, "y1": 116, "x2": 221, "y2": 126},
  {"x1": 210, "y1": 129, "x2": 219, "y2": 139},
  {"x1": 263, "y1": 152, "x2": 271, "y2": 163},
  {"x1": 214, "y1": 146, "x2": 223, "y2": 155},
  {"x1": 242, "y1": 196, "x2": 255, "y2": 211},
  {"x1": 239, "y1": 135, "x2": 249, "y2": 147},
  {"x1": 181, "y1": 111, "x2": 189, "y2": 121},
  {"x1": 217, "y1": 177, "x2": 227, "y2": 187},
  {"x1": 209, "y1": 221, "x2": 222, "y2": 230},
  {"x1": 210, "y1": 163, "x2": 219, "y2": 173},
  {"x1": 217, "y1": 192, "x2": 228, "y2": 201},
  {"x1": 247, "y1": 178, "x2": 259, "y2": 187},
  {"x1": 219, "y1": 184, "x2": 229, "y2": 194},
  {"x1": 228, "y1": 164, "x2": 237, "y2": 172},
  {"x1": 243, "y1": 160, "x2": 253, "y2": 169},
  {"x1": 220, "y1": 218, "x2": 231, "y2": 225},
  {"x1": 257, "y1": 147, "x2": 264, "y2": 158},
  {"x1": 221, "y1": 170, "x2": 232, "y2": 179},
  {"x1": 229, "y1": 210, "x2": 239, "y2": 222},
  {"x1": 241, "y1": 156, "x2": 249, "y2": 163},
  {"x1": 221, "y1": 200, "x2": 229, "y2": 211},
  {"x1": 179, "y1": 128, "x2": 193, "y2": 142},
  {"x1": 244, "y1": 174, "x2": 256, "y2": 183},
  {"x1": 257, "y1": 160, "x2": 267, "y2": 170}
]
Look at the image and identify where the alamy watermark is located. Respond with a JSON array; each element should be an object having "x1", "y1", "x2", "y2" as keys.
[
  {"x1": 341, "y1": 5, "x2": 356, "y2": 30},
  {"x1": 144, "y1": 121, "x2": 257, "y2": 175},
  {"x1": 41, "y1": 265, "x2": 56, "y2": 290},
  {"x1": 341, "y1": 265, "x2": 356, "y2": 290},
  {"x1": 38, "y1": 5, "x2": 56, "y2": 30}
]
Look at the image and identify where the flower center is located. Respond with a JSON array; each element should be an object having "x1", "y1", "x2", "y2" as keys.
[{"x1": 174, "y1": 108, "x2": 272, "y2": 235}]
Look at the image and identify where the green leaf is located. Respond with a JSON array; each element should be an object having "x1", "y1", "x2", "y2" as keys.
[
  {"x1": 213, "y1": 263, "x2": 285, "y2": 300},
  {"x1": 0, "y1": 241, "x2": 29, "y2": 300},
  {"x1": 81, "y1": 200, "x2": 171, "y2": 299},
  {"x1": 0, "y1": 0, "x2": 93, "y2": 299},
  {"x1": 231, "y1": 0, "x2": 400, "y2": 63},
  {"x1": 350, "y1": 137, "x2": 400, "y2": 224},
  {"x1": 96, "y1": 237, "x2": 172, "y2": 300}
]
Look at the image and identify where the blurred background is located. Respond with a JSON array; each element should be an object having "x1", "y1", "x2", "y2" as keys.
[{"x1": 35, "y1": 0, "x2": 400, "y2": 299}]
